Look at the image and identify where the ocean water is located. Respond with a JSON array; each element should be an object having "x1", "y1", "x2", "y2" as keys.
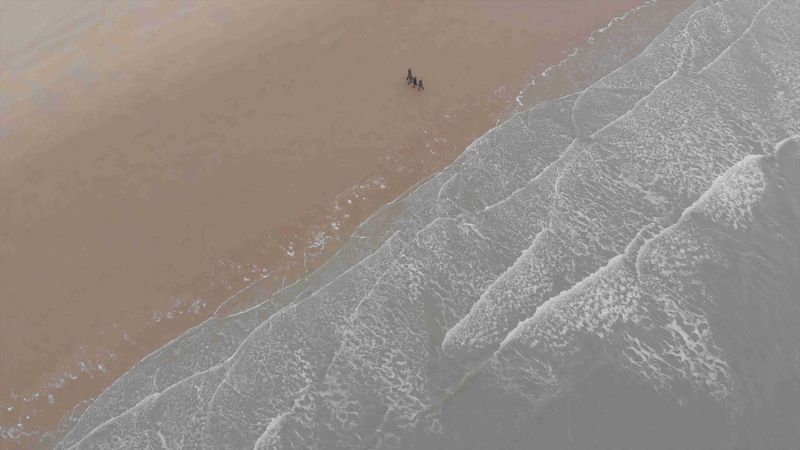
[{"x1": 55, "y1": 0, "x2": 799, "y2": 448}]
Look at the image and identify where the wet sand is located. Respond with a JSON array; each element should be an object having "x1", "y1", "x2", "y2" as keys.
[{"x1": 1, "y1": 0, "x2": 669, "y2": 446}]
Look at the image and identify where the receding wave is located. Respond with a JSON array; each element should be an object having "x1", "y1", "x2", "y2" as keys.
[{"x1": 56, "y1": 0, "x2": 799, "y2": 448}]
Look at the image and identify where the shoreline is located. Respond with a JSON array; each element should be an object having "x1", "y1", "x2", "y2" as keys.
[{"x1": 0, "y1": 1, "x2": 689, "y2": 447}]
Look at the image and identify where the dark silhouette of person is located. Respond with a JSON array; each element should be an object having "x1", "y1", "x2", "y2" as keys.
[
  {"x1": 407, "y1": 68, "x2": 413, "y2": 83},
  {"x1": 418, "y1": 78, "x2": 424, "y2": 90},
  {"x1": 412, "y1": 76, "x2": 417, "y2": 88}
]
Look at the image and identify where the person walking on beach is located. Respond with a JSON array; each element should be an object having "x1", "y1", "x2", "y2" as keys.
[
  {"x1": 407, "y1": 68, "x2": 413, "y2": 84},
  {"x1": 412, "y1": 76, "x2": 417, "y2": 89},
  {"x1": 418, "y1": 78, "x2": 424, "y2": 91}
]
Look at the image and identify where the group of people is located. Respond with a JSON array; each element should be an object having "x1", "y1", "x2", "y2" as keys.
[{"x1": 407, "y1": 68, "x2": 424, "y2": 90}]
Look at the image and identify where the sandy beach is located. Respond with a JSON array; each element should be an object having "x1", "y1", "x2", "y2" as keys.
[{"x1": 0, "y1": 0, "x2": 694, "y2": 446}]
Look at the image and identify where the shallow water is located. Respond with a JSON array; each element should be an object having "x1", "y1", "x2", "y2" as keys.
[{"x1": 55, "y1": 0, "x2": 800, "y2": 448}]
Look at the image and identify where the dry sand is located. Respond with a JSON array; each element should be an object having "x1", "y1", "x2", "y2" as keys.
[{"x1": 0, "y1": 0, "x2": 684, "y2": 446}]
